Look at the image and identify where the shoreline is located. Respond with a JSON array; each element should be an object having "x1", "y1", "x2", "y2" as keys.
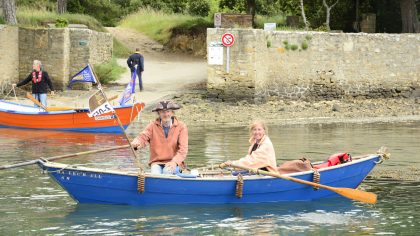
[{"x1": 139, "y1": 84, "x2": 420, "y2": 127}]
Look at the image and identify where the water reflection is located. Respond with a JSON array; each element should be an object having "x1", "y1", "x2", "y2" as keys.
[{"x1": 0, "y1": 122, "x2": 420, "y2": 235}]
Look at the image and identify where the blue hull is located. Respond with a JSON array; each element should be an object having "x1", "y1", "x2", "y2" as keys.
[{"x1": 38, "y1": 155, "x2": 380, "y2": 205}]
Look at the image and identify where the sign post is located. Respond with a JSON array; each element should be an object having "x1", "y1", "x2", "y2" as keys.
[{"x1": 221, "y1": 33, "x2": 235, "y2": 73}]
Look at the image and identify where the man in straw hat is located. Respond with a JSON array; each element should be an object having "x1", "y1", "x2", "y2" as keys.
[{"x1": 131, "y1": 100, "x2": 188, "y2": 174}]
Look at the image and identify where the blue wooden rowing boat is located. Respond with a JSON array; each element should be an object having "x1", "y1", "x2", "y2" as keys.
[{"x1": 38, "y1": 155, "x2": 381, "y2": 205}]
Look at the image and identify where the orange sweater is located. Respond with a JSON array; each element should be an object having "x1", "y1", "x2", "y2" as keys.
[
  {"x1": 232, "y1": 135, "x2": 278, "y2": 173},
  {"x1": 131, "y1": 117, "x2": 188, "y2": 166}
]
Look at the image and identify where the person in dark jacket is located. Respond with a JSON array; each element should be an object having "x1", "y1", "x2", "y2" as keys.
[
  {"x1": 13, "y1": 60, "x2": 54, "y2": 107},
  {"x1": 127, "y1": 48, "x2": 145, "y2": 91}
]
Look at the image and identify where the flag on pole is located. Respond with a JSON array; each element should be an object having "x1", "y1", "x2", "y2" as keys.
[
  {"x1": 68, "y1": 65, "x2": 97, "y2": 88},
  {"x1": 118, "y1": 68, "x2": 137, "y2": 106},
  {"x1": 87, "y1": 90, "x2": 114, "y2": 117}
]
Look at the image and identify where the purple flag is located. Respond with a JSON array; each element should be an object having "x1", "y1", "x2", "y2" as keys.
[{"x1": 119, "y1": 69, "x2": 137, "y2": 106}]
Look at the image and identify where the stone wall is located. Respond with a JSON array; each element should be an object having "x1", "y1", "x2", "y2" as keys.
[
  {"x1": 220, "y1": 14, "x2": 252, "y2": 28},
  {"x1": 0, "y1": 25, "x2": 19, "y2": 94},
  {"x1": 19, "y1": 28, "x2": 70, "y2": 90},
  {"x1": 207, "y1": 28, "x2": 420, "y2": 102},
  {"x1": 0, "y1": 26, "x2": 112, "y2": 91},
  {"x1": 69, "y1": 28, "x2": 112, "y2": 89}
]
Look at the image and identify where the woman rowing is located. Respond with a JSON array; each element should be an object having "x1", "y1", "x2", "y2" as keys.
[{"x1": 222, "y1": 121, "x2": 278, "y2": 173}]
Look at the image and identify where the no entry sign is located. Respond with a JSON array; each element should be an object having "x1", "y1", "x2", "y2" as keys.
[{"x1": 221, "y1": 33, "x2": 235, "y2": 47}]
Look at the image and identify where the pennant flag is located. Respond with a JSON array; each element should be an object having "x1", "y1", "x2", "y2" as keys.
[
  {"x1": 118, "y1": 68, "x2": 137, "y2": 106},
  {"x1": 68, "y1": 65, "x2": 97, "y2": 88},
  {"x1": 87, "y1": 90, "x2": 114, "y2": 118}
]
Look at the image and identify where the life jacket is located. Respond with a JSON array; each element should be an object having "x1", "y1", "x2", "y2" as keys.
[
  {"x1": 313, "y1": 153, "x2": 352, "y2": 169},
  {"x1": 32, "y1": 71, "x2": 42, "y2": 83}
]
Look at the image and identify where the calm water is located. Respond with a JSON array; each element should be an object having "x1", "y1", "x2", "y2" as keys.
[{"x1": 0, "y1": 121, "x2": 419, "y2": 235}]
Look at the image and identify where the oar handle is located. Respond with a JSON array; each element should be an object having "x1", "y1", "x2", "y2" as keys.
[{"x1": 26, "y1": 92, "x2": 47, "y2": 110}]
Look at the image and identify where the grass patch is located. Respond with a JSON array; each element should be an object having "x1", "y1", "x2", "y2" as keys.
[
  {"x1": 16, "y1": 8, "x2": 105, "y2": 32},
  {"x1": 93, "y1": 58, "x2": 126, "y2": 84},
  {"x1": 113, "y1": 37, "x2": 131, "y2": 58},
  {"x1": 119, "y1": 8, "x2": 208, "y2": 44}
]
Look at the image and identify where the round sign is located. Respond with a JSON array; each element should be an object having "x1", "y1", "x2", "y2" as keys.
[{"x1": 221, "y1": 33, "x2": 235, "y2": 47}]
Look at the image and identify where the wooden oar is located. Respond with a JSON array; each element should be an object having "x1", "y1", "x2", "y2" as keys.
[
  {"x1": 26, "y1": 93, "x2": 119, "y2": 112},
  {"x1": 220, "y1": 163, "x2": 377, "y2": 204},
  {"x1": 0, "y1": 144, "x2": 130, "y2": 170},
  {"x1": 25, "y1": 93, "x2": 75, "y2": 111}
]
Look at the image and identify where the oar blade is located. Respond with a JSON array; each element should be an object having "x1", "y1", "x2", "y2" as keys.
[{"x1": 334, "y1": 187, "x2": 377, "y2": 204}]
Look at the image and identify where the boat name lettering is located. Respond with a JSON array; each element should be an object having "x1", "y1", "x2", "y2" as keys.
[
  {"x1": 94, "y1": 114, "x2": 116, "y2": 121},
  {"x1": 58, "y1": 170, "x2": 102, "y2": 179},
  {"x1": 91, "y1": 104, "x2": 113, "y2": 117}
]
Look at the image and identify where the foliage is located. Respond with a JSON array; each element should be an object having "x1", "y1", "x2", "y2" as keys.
[
  {"x1": 16, "y1": 8, "x2": 105, "y2": 32},
  {"x1": 290, "y1": 44, "x2": 298, "y2": 51},
  {"x1": 67, "y1": 0, "x2": 122, "y2": 27},
  {"x1": 254, "y1": 14, "x2": 286, "y2": 29},
  {"x1": 113, "y1": 37, "x2": 131, "y2": 58},
  {"x1": 301, "y1": 41, "x2": 308, "y2": 50},
  {"x1": 55, "y1": 17, "x2": 68, "y2": 28},
  {"x1": 188, "y1": 0, "x2": 211, "y2": 17},
  {"x1": 0, "y1": 16, "x2": 5, "y2": 25},
  {"x1": 93, "y1": 58, "x2": 126, "y2": 84},
  {"x1": 120, "y1": 8, "x2": 207, "y2": 44},
  {"x1": 16, "y1": 0, "x2": 56, "y2": 11}
]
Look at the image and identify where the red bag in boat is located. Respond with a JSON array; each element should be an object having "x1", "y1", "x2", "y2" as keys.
[{"x1": 313, "y1": 153, "x2": 352, "y2": 169}]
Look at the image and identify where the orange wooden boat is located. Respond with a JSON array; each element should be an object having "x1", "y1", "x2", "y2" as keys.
[{"x1": 0, "y1": 100, "x2": 144, "y2": 133}]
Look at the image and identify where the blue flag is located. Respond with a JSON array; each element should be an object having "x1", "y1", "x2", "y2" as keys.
[
  {"x1": 119, "y1": 69, "x2": 137, "y2": 106},
  {"x1": 68, "y1": 65, "x2": 97, "y2": 88}
]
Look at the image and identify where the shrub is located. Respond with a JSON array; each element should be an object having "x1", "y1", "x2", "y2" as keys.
[
  {"x1": 16, "y1": 8, "x2": 105, "y2": 32},
  {"x1": 119, "y1": 8, "x2": 204, "y2": 44},
  {"x1": 55, "y1": 17, "x2": 69, "y2": 28},
  {"x1": 290, "y1": 44, "x2": 298, "y2": 51},
  {"x1": 301, "y1": 41, "x2": 308, "y2": 50},
  {"x1": 93, "y1": 58, "x2": 126, "y2": 84},
  {"x1": 113, "y1": 38, "x2": 131, "y2": 58},
  {"x1": 188, "y1": 0, "x2": 210, "y2": 17}
]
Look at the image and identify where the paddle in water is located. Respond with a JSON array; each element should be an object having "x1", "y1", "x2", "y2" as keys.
[
  {"x1": 220, "y1": 163, "x2": 377, "y2": 204},
  {"x1": 0, "y1": 145, "x2": 130, "y2": 170}
]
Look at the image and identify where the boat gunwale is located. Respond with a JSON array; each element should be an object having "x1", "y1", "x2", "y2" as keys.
[
  {"x1": 0, "y1": 100, "x2": 143, "y2": 115},
  {"x1": 39, "y1": 154, "x2": 380, "y2": 181}
]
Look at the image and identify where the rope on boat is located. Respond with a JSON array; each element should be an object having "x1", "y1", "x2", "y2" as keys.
[
  {"x1": 2, "y1": 86, "x2": 14, "y2": 100},
  {"x1": 235, "y1": 173, "x2": 244, "y2": 198},
  {"x1": 375, "y1": 146, "x2": 391, "y2": 164},
  {"x1": 312, "y1": 168, "x2": 320, "y2": 190},
  {"x1": 129, "y1": 96, "x2": 135, "y2": 122},
  {"x1": 137, "y1": 171, "x2": 145, "y2": 193}
]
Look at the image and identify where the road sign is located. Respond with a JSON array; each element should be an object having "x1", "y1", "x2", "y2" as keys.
[
  {"x1": 221, "y1": 33, "x2": 235, "y2": 47},
  {"x1": 214, "y1": 13, "x2": 222, "y2": 28}
]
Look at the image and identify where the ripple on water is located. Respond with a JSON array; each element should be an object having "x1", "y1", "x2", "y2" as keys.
[{"x1": 1, "y1": 122, "x2": 420, "y2": 235}]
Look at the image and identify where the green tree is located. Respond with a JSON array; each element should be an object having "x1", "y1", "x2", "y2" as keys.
[
  {"x1": 68, "y1": 0, "x2": 122, "y2": 26},
  {"x1": 188, "y1": 0, "x2": 210, "y2": 16}
]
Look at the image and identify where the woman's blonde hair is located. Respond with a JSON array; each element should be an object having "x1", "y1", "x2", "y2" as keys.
[{"x1": 249, "y1": 120, "x2": 268, "y2": 136}]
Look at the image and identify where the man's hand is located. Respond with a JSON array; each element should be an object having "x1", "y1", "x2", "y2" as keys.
[
  {"x1": 165, "y1": 161, "x2": 177, "y2": 172},
  {"x1": 12, "y1": 83, "x2": 16, "y2": 87},
  {"x1": 220, "y1": 160, "x2": 232, "y2": 168}
]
